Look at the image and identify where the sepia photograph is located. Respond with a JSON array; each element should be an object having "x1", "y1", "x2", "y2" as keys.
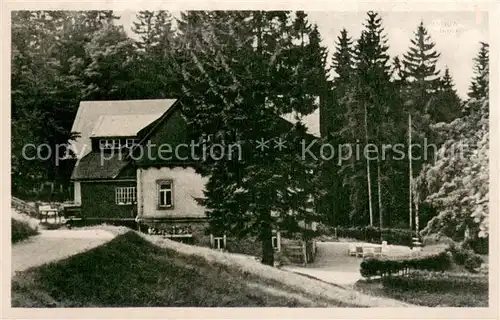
[{"x1": 5, "y1": 4, "x2": 494, "y2": 313}]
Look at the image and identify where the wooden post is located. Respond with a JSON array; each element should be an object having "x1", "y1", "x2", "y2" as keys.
[
  {"x1": 302, "y1": 241, "x2": 307, "y2": 266},
  {"x1": 210, "y1": 234, "x2": 214, "y2": 248},
  {"x1": 364, "y1": 102, "x2": 374, "y2": 227},
  {"x1": 223, "y1": 234, "x2": 227, "y2": 249}
]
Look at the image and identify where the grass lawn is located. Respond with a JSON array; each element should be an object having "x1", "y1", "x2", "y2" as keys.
[
  {"x1": 12, "y1": 231, "x2": 412, "y2": 307},
  {"x1": 354, "y1": 277, "x2": 488, "y2": 307}
]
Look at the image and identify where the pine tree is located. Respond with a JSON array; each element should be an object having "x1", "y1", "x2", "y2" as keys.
[
  {"x1": 332, "y1": 29, "x2": 354, "y2": 82},
  {"x1": 326, "y1": 28, "x2": 357, "y2": 226},
  {"x1": 468, "y1": 42, "x2": 489, "y2": 101},
  {"x1": 130, "y1": 11, "x2": 180, "y2": 99},
  {"x1": 353, "y1": 11, "x2": 393, "y2": 227},
  {"x1": 402, "y1": 21, "x2": 441, "y2": 105},
  {"x1": 178, "y1": 11, "x2": 325, "y2": 266},
  {"x1": 432, "y1": 66, "x2": 463, "y2": 122},
  {"x1": 329, "y1": 28, "x2": 354, "y2": 140},
  {"x1": 132, "y1": 11, "x2": 156, "y2": 51},
  {"x1": 151, "y1": 11, "x2": 176, "y2": 58}
]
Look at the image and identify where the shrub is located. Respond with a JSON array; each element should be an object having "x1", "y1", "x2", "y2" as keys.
[
  {"x1": 447, "y1": 243, "x2": 470, "y2": 265},
  {"x1": 360, "y1": 252, "x2": 452, "y2": 278},
  {"x1": 464, "y1": 255, "x2": 483, "y2": 273},
  {"x1": 382, "y1": 270, "x2": 488, "y2": 294},
  {"x1": 446, "y1": 243, "x2": 484, "y2": 272},
  {"x1": 422, "y1": 234, "x2": 455, "y2": 246},
  {"x1": 12, "y1": 218, "x2": 38, "y2": 243},
  {"x1": 463, "y1": 237, "x2": 488, "y2": 255}
]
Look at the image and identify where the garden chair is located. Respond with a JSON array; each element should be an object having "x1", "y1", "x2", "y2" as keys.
[
  {"x1": 348, "y1": 245, "x2": 357, "y2": 256},
  {"x1": 363, "y1": 246, "x2": 375, "y2": 258},
  {"x1": 373, "y1": 246, "x2": 382, "y2": 257},
  {"x1": 356, "y1": 246, "x2": 364, "y2": 257}
]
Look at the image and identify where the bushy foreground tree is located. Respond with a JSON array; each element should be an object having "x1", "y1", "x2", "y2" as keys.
[{"x1": 178, "y1": 11, "x2": 327, "y2": 265}]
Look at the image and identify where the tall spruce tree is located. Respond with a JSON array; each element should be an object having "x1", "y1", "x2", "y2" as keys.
[
  {"x1": 326, "y1": 28, "x2": 358, "y2": 226},
  {"x1": 130, "y1": 11, "x2": 181, "y2": 99},
  {"x1": 352, "y1": 11, "x2": 393, "y2": 227},
  {"x1": 132, "y1": 11, "x2": 156, "y2": 51},
  {"x1": 178, "y1": 11, "x2": 325, "y2": 266},
  {"x1": 468, "y1": 42, "x2": 489, "y2": 101},
  {"x1": 432, "y1": 66, "x2": 463, "y2": 122},
  {"x1": 399, "y1": 21, "x2": 445, "y2": 229},
  {"x1": 402, "y1": 21, "x2": 441, "y2": 121}
]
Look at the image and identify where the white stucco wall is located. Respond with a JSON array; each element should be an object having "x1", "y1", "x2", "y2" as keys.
[
  {"x1": 73, "y1": 181, "x2": 81, "y2": 205},
  {"x1": 137, "y1": 166, "x2": 208, "y2": 219}
]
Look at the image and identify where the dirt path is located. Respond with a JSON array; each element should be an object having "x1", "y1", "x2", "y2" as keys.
[{"x1": 12, "y1": 229, "x2": 116, "y2": 275}]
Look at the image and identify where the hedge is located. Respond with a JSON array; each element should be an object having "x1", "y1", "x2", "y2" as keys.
[
  {"x1": 360, "y1": 251, "x2": 452, "y2": 278},
  {"x1": 12, "y1": 218, "x2": 38, "y2": 243},
  {"x1": 463, "y1": 237, "x2": 489, "y2": 255},
  {"x1": 446, "y1": 243, "x2": 484, "y2": 273},
  {"x1": 382, "y1": 270, "x2": 488, "y2": 293},
  {"x1": 322, "y1": 225, "x2": 415, "y2": 247}
]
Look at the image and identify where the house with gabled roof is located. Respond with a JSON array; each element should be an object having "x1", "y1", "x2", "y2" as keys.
[
  {"x1": 70, "y1": 98, "x2": 210, "y2": 244},
  {"x1": 69, "y1": 98, "x2": 320, "y2": 249}
]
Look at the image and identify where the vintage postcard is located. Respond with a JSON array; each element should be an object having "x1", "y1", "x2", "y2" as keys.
[{"x1": 1, "y1": 0, "x2": 498, "y2": 319}]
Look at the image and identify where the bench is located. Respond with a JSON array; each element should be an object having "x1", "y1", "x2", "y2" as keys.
[{"x1": 349, "y1": 244, "x2": 385, "y2": 258}]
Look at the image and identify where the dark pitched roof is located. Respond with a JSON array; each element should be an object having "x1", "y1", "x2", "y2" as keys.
[
  {"x1": 70, "y1": 99, "x2": 177, "y2": 159},
  {"x1": 71, "y1": 152, "x2": 130, "y2": 180}
]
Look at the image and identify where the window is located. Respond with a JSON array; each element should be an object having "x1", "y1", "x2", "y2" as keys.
[
  {"x1": 115, "y1": 187, "x2": 136, "y2": 205},
  {"x1": 100, "y1": 139, "x2": 121, "y2": 150},
  {"x1": 125, "y1": 138, "x2": 139, "y2": 149},
  {"x1": 158, "y1": 181, "x2": 173, "y2": 208}
]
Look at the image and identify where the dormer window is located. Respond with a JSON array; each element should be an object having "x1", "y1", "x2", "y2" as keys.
[
  {"x1": 99, "y1": 139, "x2": 121, "y2": 150},
  {"x1": 98, "y1": 138, "x2": 138, "y2": 151},
  {"x1": 126, "y1": 138, "x2": 139, "y2": 149}
]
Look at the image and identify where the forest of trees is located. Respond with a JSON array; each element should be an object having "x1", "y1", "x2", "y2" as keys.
[{"x1": 11, "y1": 11, "x2": 489, "y2": 265}]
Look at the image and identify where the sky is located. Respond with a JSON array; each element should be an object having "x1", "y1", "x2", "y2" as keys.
[{"x1": 117, "y1": 10, "x2": 488, "y2": 99}]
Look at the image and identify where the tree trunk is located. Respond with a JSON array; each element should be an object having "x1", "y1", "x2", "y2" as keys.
[
  {"x1": 364, "y1": 103, "x2": 373, "y2": 226},
  {"x1": 260, "y1": 211, "x2": 274, "y2": 266}
]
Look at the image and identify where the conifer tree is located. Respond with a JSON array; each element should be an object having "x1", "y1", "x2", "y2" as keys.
[
  {"x1": 468, "y1": 42, "x2": 489, "y2": 101},
  {"x1": 433, "y1": 66, "x2": 463, "y2": 122},
  {"x1": 402, "y1": 21, "x2": 441, "y2": 102},
  {"x1": 11, "y1": 11, "x2": 120, "y2": 193},
  {"x1": 324, "y1": 28, "x2": 357, "y2": 226},
  {"x1": 130, "y1": 11, "x2": 180, "y2": 99},
  {"x1": 401, "y1": 20, "x2": 448, "y2": 131},
  {"x1": 131, "y1": 11, "x2": 156, "y2": 51},
  {"x1": 352, "y1": 11, "x2": 392, "y2": 227},
  {"x1": 151, "y1": 11, "x2": 176, "y2": 59},
  {"x1": 179, "y1": 11, "x2": 325, "y2": 266}
]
